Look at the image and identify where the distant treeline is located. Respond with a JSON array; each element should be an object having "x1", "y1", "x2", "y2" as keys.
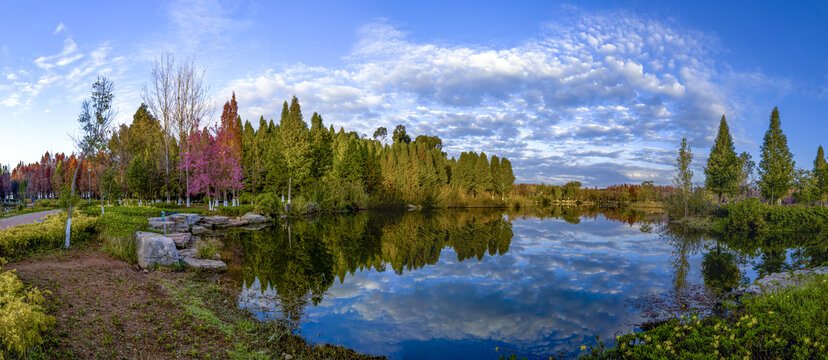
[{"x1": 512, "y1": 182, "x2": 673, "y2": 203}]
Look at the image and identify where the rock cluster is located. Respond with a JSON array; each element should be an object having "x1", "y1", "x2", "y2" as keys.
[
  {"x1": 137, "y1": 212, "x2": 271, "y2": 272},
  {"x1": 734, "y1": 266, "x2": 828, "y2": 296}
]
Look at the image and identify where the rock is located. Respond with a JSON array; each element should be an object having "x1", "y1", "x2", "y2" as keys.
[
  {"x1": 181, "y1": 257, "x2": 227, "y2": 272},
  {"x1": 227, "y1": 219, "x2": 248, "y2": 227},
  {"x1": 135, "y1": 231, "x2": 179, "y2": 269},
  {"x1": 148, "y1": 218, "x2": 175, "y2": 231},
  {"x1": 240, "y1": 212, "x2": 271, "y2": 224},
  {"x1": 735, "y1": 266, "x2": 828, "y2": 296},
  {"x1": 167, "y1": 233, "x2": 192, "y2": 248},
  {"x1": 168, "y1": 213, "x2": 201, "y2": 226},
  {"x1": 199, "y1": 215, "x2": 229, "y2": 228},
  {"x1": 191, "y1": 225, "x2": 209, "y2": 235},
  {"x1": 179, "y1": 247, "x2": 220, "y2": 261}
]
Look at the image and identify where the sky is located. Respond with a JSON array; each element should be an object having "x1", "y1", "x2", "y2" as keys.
[{"x1": 1, "y1": 0, "x2": 826, "y2": 187}]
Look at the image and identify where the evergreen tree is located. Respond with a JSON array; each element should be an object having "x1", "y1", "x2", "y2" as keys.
[
  {"x1": 489, "y1": 155, "x2": 501, "y2": 195},
  {"x1": 758, "y1": 107, "x2": 795, "y2": 204},
  {"x1": 673, "y1": 138, "x2": 694, "y2": 217},
  {"x1": 813, "y1": 145, "x2": 828, "y2": 204},
  {"x1": 309, "y1": 112, "x2": 333, "y2": 180},
  {"x1": 279, "y1": 96, "x2": 312, "y2": 189},
  {"x1": 498, "y1": 158, "x2": 515, "y2": 196},
  {"x1": 704, "y1": 115, "x2": 741, "y2": 204},
  {"x1": 473, "y1": 153, "x2": 492, "y2": 196}
]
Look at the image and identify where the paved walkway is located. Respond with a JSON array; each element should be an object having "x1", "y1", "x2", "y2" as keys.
[{"x1": 0, "y1": 209, "x2": 63, "y2": 229}]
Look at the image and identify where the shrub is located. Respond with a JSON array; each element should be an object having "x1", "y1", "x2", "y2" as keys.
[
  {"x1": 716, "y1": 199, "x2": 828, "y2": 235},
  {"x1": 196, "y1": 239, "x2": 221, "y2": 260},
  {"x1": 216, "y1": 205, "x2": 255, "y2": 217},
  {"x1": 0, "y1": 212, "x2": 96, "y2": 259},
  {"x1": 580, "y1": 274, "x2": 828, "y2": 359},
  {"x1": 254, "y1": 193, "x2": 282, "y2": 217},
  {"x1": 665, "y1": 187, "x2": 715, "y2": 220},
  {"x1": 304, "y1": 180, "x2": 369, "y2": 212},
  {"x1": 0, "y1": 260, "x2": 55, "y2": 357},
  {"x1": 96, "y1": 213, "x2": 147, "y2": 264}
]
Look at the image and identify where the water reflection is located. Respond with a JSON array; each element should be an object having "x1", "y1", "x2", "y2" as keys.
[{"x1": 223, "y1": 207, "x2": 827, "y2": 359}]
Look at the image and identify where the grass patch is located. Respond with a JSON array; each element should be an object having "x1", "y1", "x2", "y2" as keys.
[
  {"x1": 579, "y1": 273, "x2": 828, "y2": 359},
  {"x1": 196, "y1": 239, "x2": 221, "y2": 260}
]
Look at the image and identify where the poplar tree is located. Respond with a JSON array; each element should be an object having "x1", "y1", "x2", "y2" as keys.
[
  {"x1": 673, "y1": 138, "x2": 694, "y2": 217},
  {"x1": 704, "y1": 115, "x2": 741, "y2": 204},
  {"x1": 814, "y1": 145, "x2": 828, "y2": 204},
  {"x1": 758, "y1": 107, "x2": 795, "y2": 204}
]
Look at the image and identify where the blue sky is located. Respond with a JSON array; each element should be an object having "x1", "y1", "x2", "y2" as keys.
[{"x1": 1, "y1": 0, "x2": 826, "y2": 186}]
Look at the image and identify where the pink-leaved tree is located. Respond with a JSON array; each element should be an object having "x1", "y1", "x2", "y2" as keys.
[{"x1": 179, "y1": 120, "x2": 243, "y2": 210}]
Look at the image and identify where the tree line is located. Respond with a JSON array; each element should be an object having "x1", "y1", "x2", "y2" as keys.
[
  {"x1": 8, "y1": 55, "x2": 516, "y2": 211},
  {"x1": 673, "y1": 107, "x2": 828, "y2": 213}
]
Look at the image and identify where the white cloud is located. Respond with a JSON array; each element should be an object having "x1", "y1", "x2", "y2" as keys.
[
  {"x1": 33, "y1": 38, "x2": 82, "y2": 70},
  {"x1": 216, "y1": 12, "x2": 777, "y2": 186},
  {"x1": 54, "y1": 23, "x2": 67, "y2": 34}
]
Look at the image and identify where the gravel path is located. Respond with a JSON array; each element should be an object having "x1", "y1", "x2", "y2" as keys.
[{"x1": 0, "y1": 209, "x2": 62, "y2": 229}]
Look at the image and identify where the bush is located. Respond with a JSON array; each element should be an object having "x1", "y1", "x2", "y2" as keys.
[
  {"x1": 216, "y1": 205, "x2": 255, "y2": 217},
  {"x1": 96, "y1": 213, "x2": 147, "y2": 264},
  {"x1": 581, "y1": 274, "x2": 828, "y2": 359},
  {"x1": 0, "y1": 260, "x2": 55, "y2": 357},
  {"x1": 196, "y1": 238, "x2": 221, "y2": 260},
  {"x1": 304, "y1": 180, "x2": 369, "y2": 212},
  {"x1": 665, "y1": 187, "x2": 715, "y2": 220},
  {"x1": 0, "y1": 212, "x2": 96, "y2": 259},
  {"x1": 716, "y1": 199, "x2": 828, "y2": 235},
  {"x1": 254, "y1": 193, "x2": 282, "y2": 217}
]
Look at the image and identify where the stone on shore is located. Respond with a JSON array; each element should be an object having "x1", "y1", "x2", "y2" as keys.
[
  {"x1": 199, "y1": 215, "x2": 230, "y2": 228},
  {"x1": 135, "y1": 231, "x2": 179, "y2": 269},
  {"x1": 168, "y1": 213, "x2": 201, "y2": 226},
  {"x1": 191, "y1": 225, "x2": 209, "y2": 235},
  {"x1": 240, "y1": 212, "x2": 271, "y2": 224},
  {"x1": 178, "y1": 248, "x2": 225, "y2": 271},
  {"x1": 735, "y1": 266, "x2": 828, "y2": 296},
  {"x1": 167, "y1": 232, "x2": 192, "y2": 248}
]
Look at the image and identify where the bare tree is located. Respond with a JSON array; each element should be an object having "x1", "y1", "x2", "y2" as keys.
[
  {"x1": 173, "y1": 56, "x2": 212, "y2": 206},
  {"x1": 65, "y1": 76, "x2": 116, "y2": 248},
  {"x1": 142, "y1": 52, "x2": 175, "y2": 203}
]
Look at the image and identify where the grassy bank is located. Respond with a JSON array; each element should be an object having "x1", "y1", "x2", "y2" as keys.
[{"x1": 578, "y1": 273, "x2": 828, "y2": 359}]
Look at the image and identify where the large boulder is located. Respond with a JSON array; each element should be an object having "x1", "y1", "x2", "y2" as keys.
[
  {"x1": 167, "y1": 232, "x2": 192, "y2": 248},
  {"x1": 240, "y1": 212, "x2": 271, "y2": 224},
  {"x1": 135, "y1": 231, "x2": 179, "y2": 269},
  {"x1": 147, "y1": 218, "x2": 175, "y2": 231}
]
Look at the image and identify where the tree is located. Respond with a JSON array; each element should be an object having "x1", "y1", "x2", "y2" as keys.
[
  {"x1": 498, "y1": 158, "x2": 515, "y2": 197},
  {"x1": 126, "y1": 157, "x2": 149, "y2": 200},
  {"x1": 414, "y1": 135, "x2": 442, "y2": 150},
  {"x1": 814, "y1": 145, "x2": 828, "y2": 204},
  {"x1": 309, "y1": 112, "x2": 333, "y2": 180},
  {"x1": 279, "y1": 97, "x2": 312, "y2": 190},
  {"x1": 758, "y1": 107, "x2": 795, "y2": 204},
  {"x1": 792, "y1": 168, "x2": 817, "y2": 203},
  {"x1": 179, "y1": 121, "x2": 244, "y2": 210},
  {"x1": 172, "y1": 56, "x2": 211, "y2": 206},
  {"x1": 392, "y1": 125, "x2": 411, "y2": 144},
  {"x1": 704, "y1": 115, "x2": 740, "y2": 204},
  {"x1": 473, "y1": 153, "x2": 492, "y2": 195},
  {"x1": 673, "y1": 138, "x2": 694, "y2": 218},
  {"x1": 65, "y1": 76, "x2": 116, "y2": 248},
  {"x1": 736, "y1": 152, "x2": 755, "y2": 200},
  {"x1": 372, "y1": 127, "x2": 387, "y2": 142},
  {"x1": 143, "y1": 52, "x2": 176, "y2": 202}
]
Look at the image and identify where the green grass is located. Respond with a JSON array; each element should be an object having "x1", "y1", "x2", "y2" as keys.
[
  {"x1": 196, "y1": 239, "x2": 220, "y2": 260},
  {"x1": 579, "y1": 274, "x2": 828, "y2": 359},
  {"x1": 0, "y1": 212, "x2": 97, "y2": 259}
]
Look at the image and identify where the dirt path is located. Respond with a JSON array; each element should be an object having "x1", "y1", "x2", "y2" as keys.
[
  {"x1": 8, "y1": 246, "x2": 229, "y2": 359},
  {"x1": 0, "y1": 209, "x2": 62, "y2": 229}
]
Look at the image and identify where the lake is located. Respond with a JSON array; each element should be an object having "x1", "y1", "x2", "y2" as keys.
[{"x1": 219, "y1": 207, "x2": 827, "y2": 359}]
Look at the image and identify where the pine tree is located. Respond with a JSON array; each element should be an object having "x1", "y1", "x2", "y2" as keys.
[
  {"x1": 674, "y1": 138, "x2": 694, "y2": 217},
  {"x1": 814, "y1": 145, "x2": 828, "y2": 204},
  {"x1": 309, "y1": 112, "x2": 333, "y2": 180},
  {"x1": 474, "y1": 152, "x2": 492, "y2": 196},
  {"x1": 489, "y1": 155, "x2": 501, "y2": 196},
  {"x1": 704, "y1": 115, "x2": 741, "y2": 204},
  {"x1": 758, "y1": 107, "x2": 795, "y2": 204},
  {"x1": 498, "y1": 158, "x2": 515, "y2": 196},
  {"x1": 279, "y1": 96, "x2": 312, "y2": 189}
]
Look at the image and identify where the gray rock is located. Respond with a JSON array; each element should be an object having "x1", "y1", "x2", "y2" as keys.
[
  {"x1": 167, "y1": 233, "x2": 192, "y2": 248},
  {"x1": 147, "y1": 219, "x2": 175, "y2": 231},
  {"x1": 240, "y1": 212, "x2": 271, "y2": 224},
  {"x1": 227, "y1": 219, "x2": 248, "y2": 227},
  {"x1": 135, "y1": 231, "x2": 179, "y2": 269},
  {"x1": 168, "y1": 213, "x2": 201, "y2": 226},
  {"x1": 735, "y1": 266, "x2": 828, "y2": 296},
  {"x1": 191, "y1": 225, "x2": 209, "y2": 235},
  {"x1": 181, "y1": 257, "x2": 227, "y2": 272},
  {"x1": 199, "y1": 215, "x2": 230, "y2": 227},
  {"x1": 179, "y1": 246, "x2": 220, "y2": 260}
]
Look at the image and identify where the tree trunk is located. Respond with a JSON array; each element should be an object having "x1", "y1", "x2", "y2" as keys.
[
  {"x1": 65, "y1": 153, "x2": 86, "y2": 248},
  {"x1": 164, "y1": 139, "x2": 170, "y2": 203}
]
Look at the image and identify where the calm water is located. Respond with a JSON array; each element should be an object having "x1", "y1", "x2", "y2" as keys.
[{"x1": 220, "y1": 207, "x2": 827, "y2": 359}]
